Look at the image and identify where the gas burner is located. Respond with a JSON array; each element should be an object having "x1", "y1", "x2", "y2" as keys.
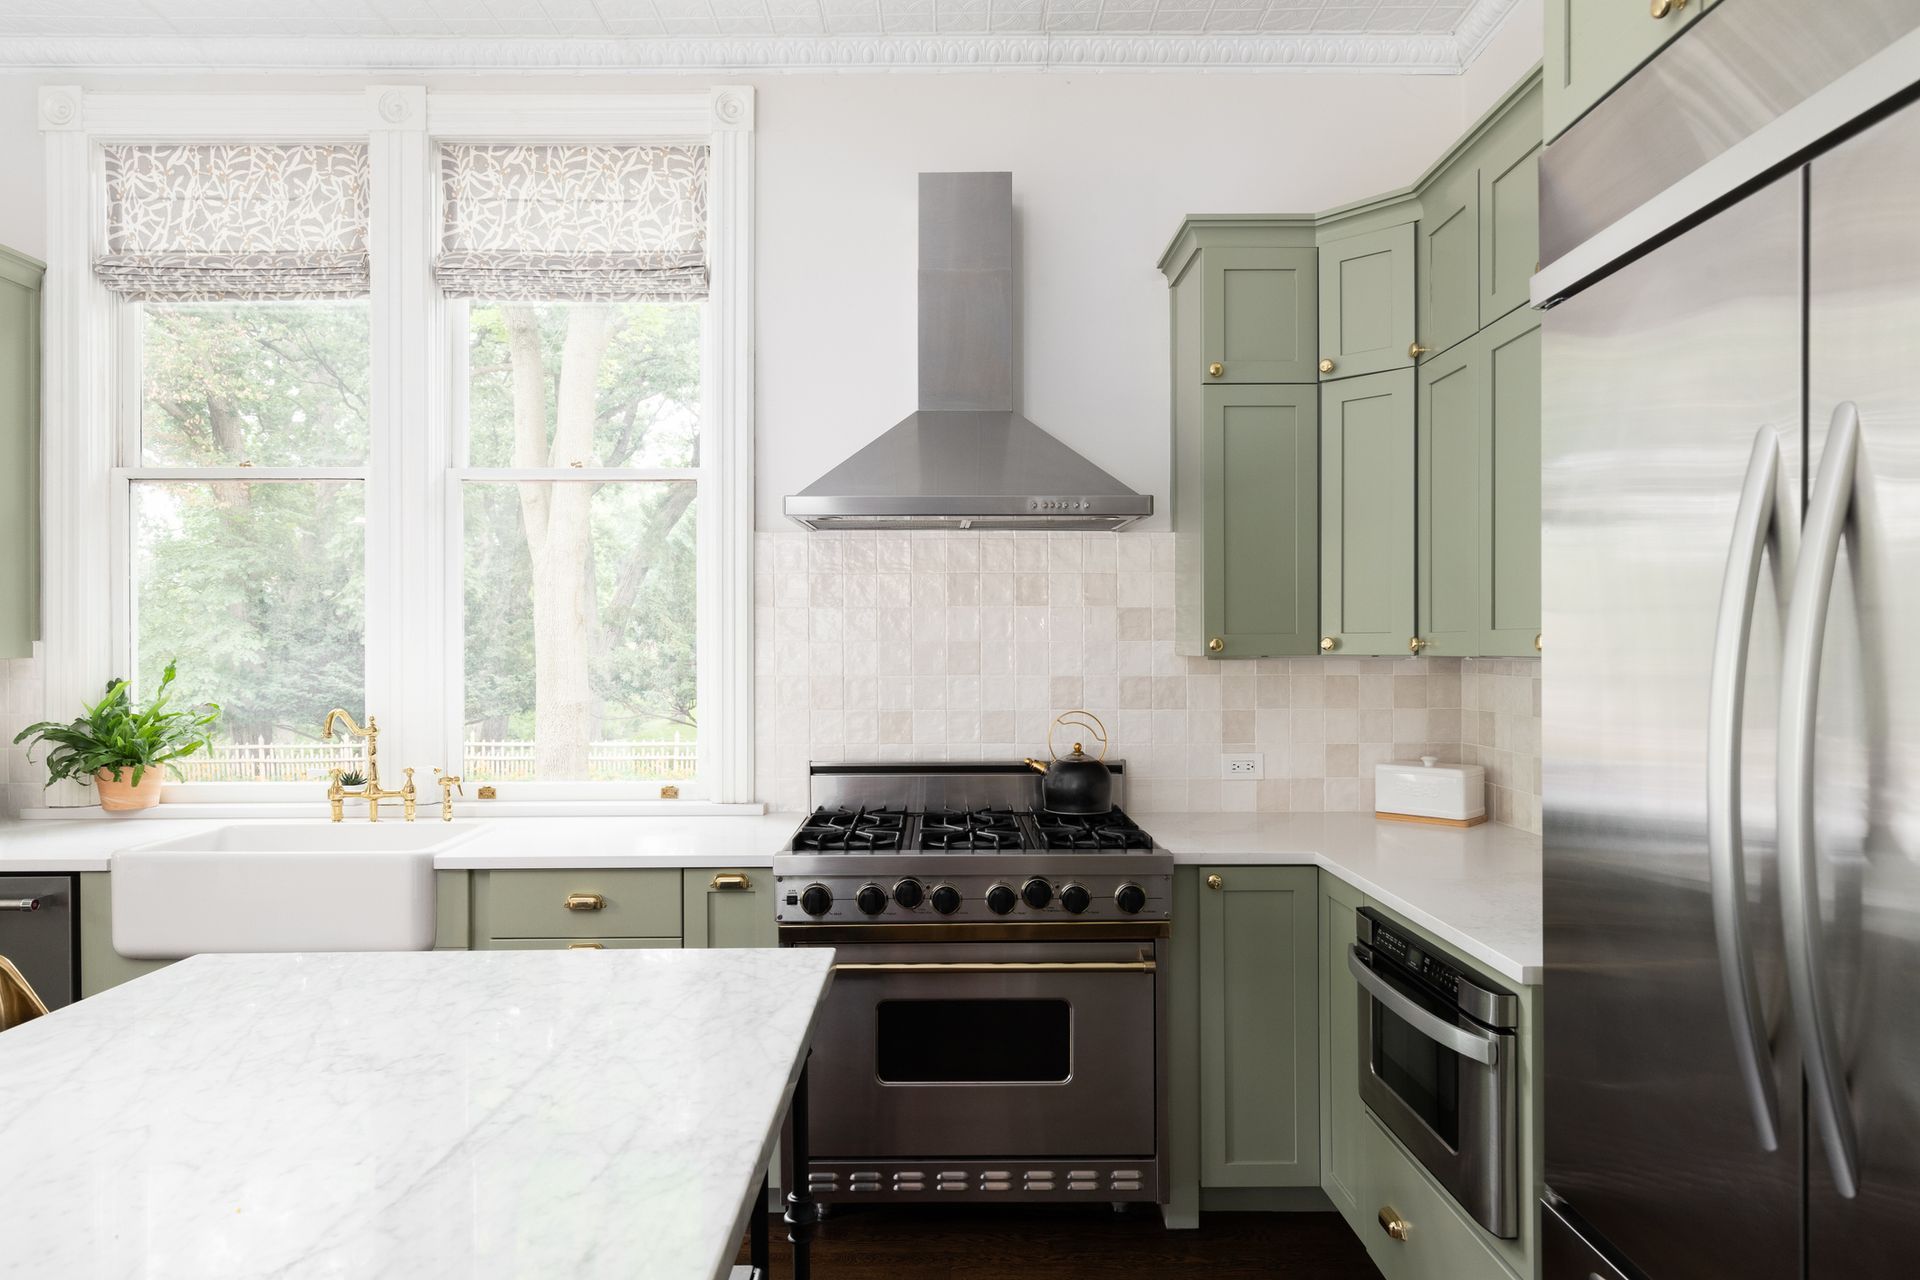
[
  {"x1": 793, "y1": 806, "x2": 907, "y2": 852},
  {"x1": 1032, "y1": 808, "x2": 1154, "y2": 851},
  {"x1": 918, "y1": 808, "x2": 1028, "y2": 851}
]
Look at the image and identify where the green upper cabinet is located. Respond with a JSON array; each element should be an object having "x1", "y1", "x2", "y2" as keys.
[
  {"x1": 1202, "y1": 245, "x2": 1320, "y2": 384},
  {"x1": 0, "y1": 246, "x2": 43, "y2": 660},
  {"x1": 681, "y1": 868, "x2": 776, "y2": 949},
  {"x1": 1320, "y1": 370, "x2": 1414, "y2": 658},
  {"x1": 1480, "y1": 305, "x2": 1543, "y2": 656},
  {"x1": 1545, "y1": 0, "x2": 1703, "y2": 141},
  {"x1": 1417, "y1": 337, "x2": 1483, "y2": 658},
  {"x1": 1198, "y1": 865, "x2": 1320, "y2": 1189},
  {"x1": 1318, "y1": 223, "x2": 1416, "y2": 381},
  {"x1": 1478, "y1": 81, "x2": 1543, "y2": 324},
  {"x1": 1200, "y1": 385, "x2": 1320, "y2": 658},
  {"x1": 1416, "y1": 167, "x2": 1480, "y2": 362}
]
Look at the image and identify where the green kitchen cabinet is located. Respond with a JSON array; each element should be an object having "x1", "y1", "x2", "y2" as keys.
[
  {"x1": 1320, "y1": 370, "x2": 1415, "y2": 657},
  {"x1": 1545, "y1": 0, "x2": 1702, "y2": 141},
  {"x1": 1477, "y1": 83, "x2": 1543, "y2": 325},
  {"x1": 1479, "y1": 305, "x2": 1543, "y2": 656},
  {"x1": 472, "y1": 867, "x2": 682, "y2": 945},
  {"x1": 1198, "y1": 245, "x2": 1320, "y2": 384},
  {"x1": 1416, "y1": 166, "x2": 1479, "y2": 362},
  {"x1": 682, "y1": 867, "x2": 776, "y2": 949},
  {"x1": 1197, "y1": 865, "x2": 1319, "y2": 1188},
  {"x1": 1190, "y1": 384, "x2": 1320, "y2": 659},
  {"x1": 1417, "y1": 337, "x2": 1483, "y2": 657},
  {"x1": 78, "y1": 873, "x2": 169, "y2": 997},
  {"x1": 1318, "y1": 874, "x2": 1371, "y2": 1233},
  {"x1": 0, "y1": 246, "x2": 42, "y2": 659},
  {"x1": 1318, "y1": 223, "x2": 1416, "y2": 381}
]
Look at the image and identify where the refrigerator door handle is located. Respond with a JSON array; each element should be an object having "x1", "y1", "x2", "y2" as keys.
[
  {"x1": 1705, "y1": 425, "x2": 1794, "y2": 1153},
  {"x1": 1778, "y1": 401, "x2": 1864, "y2": 1200}
]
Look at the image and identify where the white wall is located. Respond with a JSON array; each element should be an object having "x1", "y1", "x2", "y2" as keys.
[{"x1": 0, "y1": 5, "x2": 1540, "y2": 534}]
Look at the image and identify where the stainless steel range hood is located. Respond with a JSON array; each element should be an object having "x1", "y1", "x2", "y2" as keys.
[{"x1": 784, "y1": 173, "x2": 1152, "y2": 531}]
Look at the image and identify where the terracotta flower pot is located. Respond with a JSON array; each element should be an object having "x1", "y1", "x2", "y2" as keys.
[{"x1": 95, "y1": 767, "x2": 165, "y2": 812}]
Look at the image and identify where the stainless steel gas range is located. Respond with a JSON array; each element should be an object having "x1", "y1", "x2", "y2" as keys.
[{"x1": 775, "y1": 761, "x2": 1171, "y2": 1206}]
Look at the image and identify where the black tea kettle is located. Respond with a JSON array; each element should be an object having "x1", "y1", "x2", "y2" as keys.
[{"x1": 1025, "y1": 710, "x2": 1113, "y2": 815}]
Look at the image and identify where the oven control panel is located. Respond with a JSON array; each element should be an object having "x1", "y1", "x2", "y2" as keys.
[{"x1": 773, "y1": 872, "x2": 1171, "y2": 924}]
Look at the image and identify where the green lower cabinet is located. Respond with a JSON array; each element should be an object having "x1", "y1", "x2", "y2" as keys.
[
  {"x1": 1320, "y1": 370, "x2": 1415, "y2": 657},
  {"x1": 1318, "y1": 874, "x2": 1369, "y2": 1230},
  {"x1": 471, "y1": 867, "x2": 682, "y2": 944},
  {"x1": 1197, "y1": 865, "x2": 1319, "y2": 1188},
  {"x1": 1199, "y1": 385, "x2": 1320, "y2": 658},
  {"x1": 681, "y1": 868, "x2": 776, "y2": 948},
  {"x1": 77, "y1": 872, "x2": 169, "y2": 997},
  {"x1": 1362, "y1": 1115, "x2": 1521, "y2": 1280},
  {"x1": 480, "y1": 936, "x2": 679, "y2": 951}
]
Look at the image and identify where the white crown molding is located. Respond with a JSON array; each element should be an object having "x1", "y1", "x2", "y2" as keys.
[{"x1": 0, "y1": 24, "x2": 1516, "y2": 74}]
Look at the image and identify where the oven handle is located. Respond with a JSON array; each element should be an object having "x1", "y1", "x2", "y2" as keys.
[
  {"x1": 832, "y1": 956, "x2": 1155, "y2": 975},
  {"x1": 1348, "y1": 944, "x2": 1499, "y2": 1066}
]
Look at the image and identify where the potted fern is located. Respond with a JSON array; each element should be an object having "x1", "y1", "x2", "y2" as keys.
[{"x1": 12, "y1": 662, "x2": 220, "y2": 811}]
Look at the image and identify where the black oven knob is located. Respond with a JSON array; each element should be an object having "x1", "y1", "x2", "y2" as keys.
[
  {"x1": 986, "y1": 884, "x2": 1018, "y2": 915},
  {"x1": 856, "y1": 884, "x2": 888, "y2": 916},
  {"x1": 799, "y1": 884, "x2": 833, "y2": 917},
  {"x1": 1021, "y1": 878, "x2": 1054, "y2": 910},
  {"x1": 1059, "y1": 884, "x2": 1092, "y2": 914},
  {"x1": 1114, "y1": 883, "x2": 1147, "y2": 914},
  {"x1": 893, "y1": 878, "x2": 925, "y2": 910},
  {"x1": 930, "y1": 884, "x2": 962, "y2": 915}
]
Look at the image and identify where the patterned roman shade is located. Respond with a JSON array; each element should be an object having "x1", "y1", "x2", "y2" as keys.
[
  {"x1": 435, "y1": 143, "x2": 709, "y2": 302},
  {"x1": 95, "y1": 144, "x2": 370, "y2": 300}
]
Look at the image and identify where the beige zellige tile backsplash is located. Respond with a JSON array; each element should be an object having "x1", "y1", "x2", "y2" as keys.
[{"x1": 756, "y1": 531, "x2": 1544, "y2": 834}]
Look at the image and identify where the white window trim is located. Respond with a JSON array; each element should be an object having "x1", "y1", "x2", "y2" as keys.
[{"x1": 35, "y1": 84, "x2": 757, "y2": 810}]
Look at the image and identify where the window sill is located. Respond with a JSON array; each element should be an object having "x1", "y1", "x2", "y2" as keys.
[{"x1": 13, "y1": 799, "x2": 768, "y2": 821}]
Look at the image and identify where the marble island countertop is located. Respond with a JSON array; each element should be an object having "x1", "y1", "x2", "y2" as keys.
[
  {"x1": 0, "y1": 808, "x2": 1540, "y2": 982},
  {"x1": 0, "y1": 946, "x2": 835, "y2": 1280}
]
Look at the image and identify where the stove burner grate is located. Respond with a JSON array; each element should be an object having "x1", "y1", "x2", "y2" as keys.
[
  {"x1": 917, "y1": 807, "x2": 1028, "y2": 851},
  {"x1": 1032, "y1": 808, "x2": 1154, "y2": 851},
  {"x1": 793, "y1": 806, "x2": 908, "y2": 852}
]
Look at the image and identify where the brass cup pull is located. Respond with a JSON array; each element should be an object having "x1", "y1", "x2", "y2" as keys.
[
  {"x1": 1206, "y1": 874, "x2": 1224, "y2": 891},
  {"x1": 1207, "y1": 637, "x2": 1224, "y2": 653},
  {"x1": 1318, "y1": 357, "x2": 1336, "y2": 374},
  {"x1": 1378, "y1": 1206, "x2": 1411, "y2": 1241},
  {"x1": 1320, "y1": 635, "x2": 1337, "y2": 652},
  {"x1": 711, "y1": 872, "x2": 753, "y2": 892},
  {"x1": 564, "y1": 893, "x2": 607, "y2": 912},
  {"x1": 567, "y1": 942, "x2": 605, "y2": 950},
  {"x1": 1409, "y1": 341, "x2": 1430, "y2": 358},
  {"x1": 1207, "y1": 361, "x2": 1225, "y2": 378},
  {"x1": 1650, "y1": 0, "x2": 1686, "y2": 15},
  {"x1": 1408, "y1": 636, "x2": 1429, "y2": 654}
]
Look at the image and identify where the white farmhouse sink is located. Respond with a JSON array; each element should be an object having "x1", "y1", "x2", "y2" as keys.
[{"x1": 111, "y1": 822, "x2": 484, "y2": 960}]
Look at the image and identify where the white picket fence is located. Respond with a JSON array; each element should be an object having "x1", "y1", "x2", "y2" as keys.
[{"x1": 173, "y1": 739, "x2": 697, "y2": 782}]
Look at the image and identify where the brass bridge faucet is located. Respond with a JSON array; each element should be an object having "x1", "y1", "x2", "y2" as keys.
[{"x1": 323, "y1": 709, "x2": 417, "y2": 823}]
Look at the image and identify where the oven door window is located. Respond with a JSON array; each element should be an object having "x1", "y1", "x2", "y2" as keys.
[
  {"x1": 876, "y1": 999, "x2": 1071, "y2": 1084},
  {"x1": 1371, "y1": 975, "x2": 1463, "y2": 1149}
]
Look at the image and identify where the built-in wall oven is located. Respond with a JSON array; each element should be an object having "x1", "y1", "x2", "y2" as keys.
[{"x1": 1350, "y1": 906, "x2": 1520, "y2": 1238}]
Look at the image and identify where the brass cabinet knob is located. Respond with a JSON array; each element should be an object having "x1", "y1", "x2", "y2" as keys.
[
  {"x1": 1408, "y1": 636, "x2": 1429, "y2": 654},
  {"x1": 1208, "y1": 636, "x2": 1225, "y2": 653},
  {"x1": 1650, "y1": 0, "x2": 1686, "y2": 15},
  {"x1": 564, "y1": 893, "x2": 607, "y2": 912},
  {"x1": 1378, "y1": 1205, "x2": 1411, "y2": 1241},
  {"x1": 1318, "y1": 357, "x2": 1336, "y2": 374},
  {"x1": 711, "y1": 872, "x2": 752, "y2": 892},
  {"x1": 1409, "y1": 341, "x2": 1430, "y2": 358},
  {"x1": 1535, "y1": 632, "x2": 1543, "y2": 652},
  {"x1": 1320, "y1": 635, "x2": 1337, "y2": 652},
  {"x1": 1208, "y1": 361, "x2": 1225, "y2": 378},
  {"x1": 1207, "y1": 874, "x2": 1224, "y2": 891}
]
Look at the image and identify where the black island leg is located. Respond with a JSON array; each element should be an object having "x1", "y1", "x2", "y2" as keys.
[
  {"x1": 782, "y1": 1054, "x2": 818, "y2": 1280},
  {"x1": 748, "y1": 1173, "x2": 770, "y2": 1279}
]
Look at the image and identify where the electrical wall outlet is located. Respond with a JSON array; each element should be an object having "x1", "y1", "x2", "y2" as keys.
[{"x1": 1221, "y1": 753, "x2": 1264, "y2": 779}]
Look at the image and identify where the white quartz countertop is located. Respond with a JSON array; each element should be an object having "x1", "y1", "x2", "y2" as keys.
[
  {"x1": 1141, "y1": 811, "x2": 1542, "y2": 984},
  {"x1": 0, "y1": 813, "x2": 802, "y2": 873},
  {"x1": 0, "y1": 947, "x2": 835, "y2": 1280}
]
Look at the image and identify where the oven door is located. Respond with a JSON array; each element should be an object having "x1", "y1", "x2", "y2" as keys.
[
  {"x1": 795, "y1": 938, "x2": 1157, "y2": 1161},
  {"x1": 1350, "y1": 941, "x2": 1518, "y2": 1238}
]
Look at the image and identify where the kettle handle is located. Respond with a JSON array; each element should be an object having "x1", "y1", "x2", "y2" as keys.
[{"x1": 1045, "y1": 710, "x2": 1110, "y2": 763}]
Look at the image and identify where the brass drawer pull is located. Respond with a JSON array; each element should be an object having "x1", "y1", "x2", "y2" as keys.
[
  {"x1": 1319, "y1": 357, "x2": 1336, "y2": 374},
  {"x1": 1378, "y1": 1205, "x2": 1411, "y2": 1241},
  {"x1": 1320, "y1": 635, "x2": 1337, "y2": 652},
  {"x1": 1207, "y1": 361, "x2": 1224, "y2": 378},
  {"x1": 1408, "y1": 341, "x2": 1429, "y2": 358},
  {"x1": 1206, "y1": 874, "x2": 1223, "y2": 891},
  {"x1": 567, "y1": 942, "x2": 605, "y2": 950},
  {"x1": 711, "y1": 872, "x2": 753, "y2": 892},
  {"x1": 1207, "y1": 637, "x2": 1224, "y2": 653},
  {"x1": 1650, "y1": 0, "x2": 1686, "y2": 16},
  {"x1": 564, "y1": 893, "x2": 607, "y2": 912}
]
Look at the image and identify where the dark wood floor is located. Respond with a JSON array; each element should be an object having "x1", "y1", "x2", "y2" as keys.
[{"x1": 737, "y1": 1204, "x2": 1383, "y2": 1279}]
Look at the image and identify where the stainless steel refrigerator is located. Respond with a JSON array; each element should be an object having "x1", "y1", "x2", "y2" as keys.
[{"x1": 1536, "y1": 8, "x2": 1920, "y2": 1278}]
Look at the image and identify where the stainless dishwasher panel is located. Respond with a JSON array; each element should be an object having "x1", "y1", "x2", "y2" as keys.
[{"x1": 0, "y1": 875, "x2": 77, "y2": 1010}]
